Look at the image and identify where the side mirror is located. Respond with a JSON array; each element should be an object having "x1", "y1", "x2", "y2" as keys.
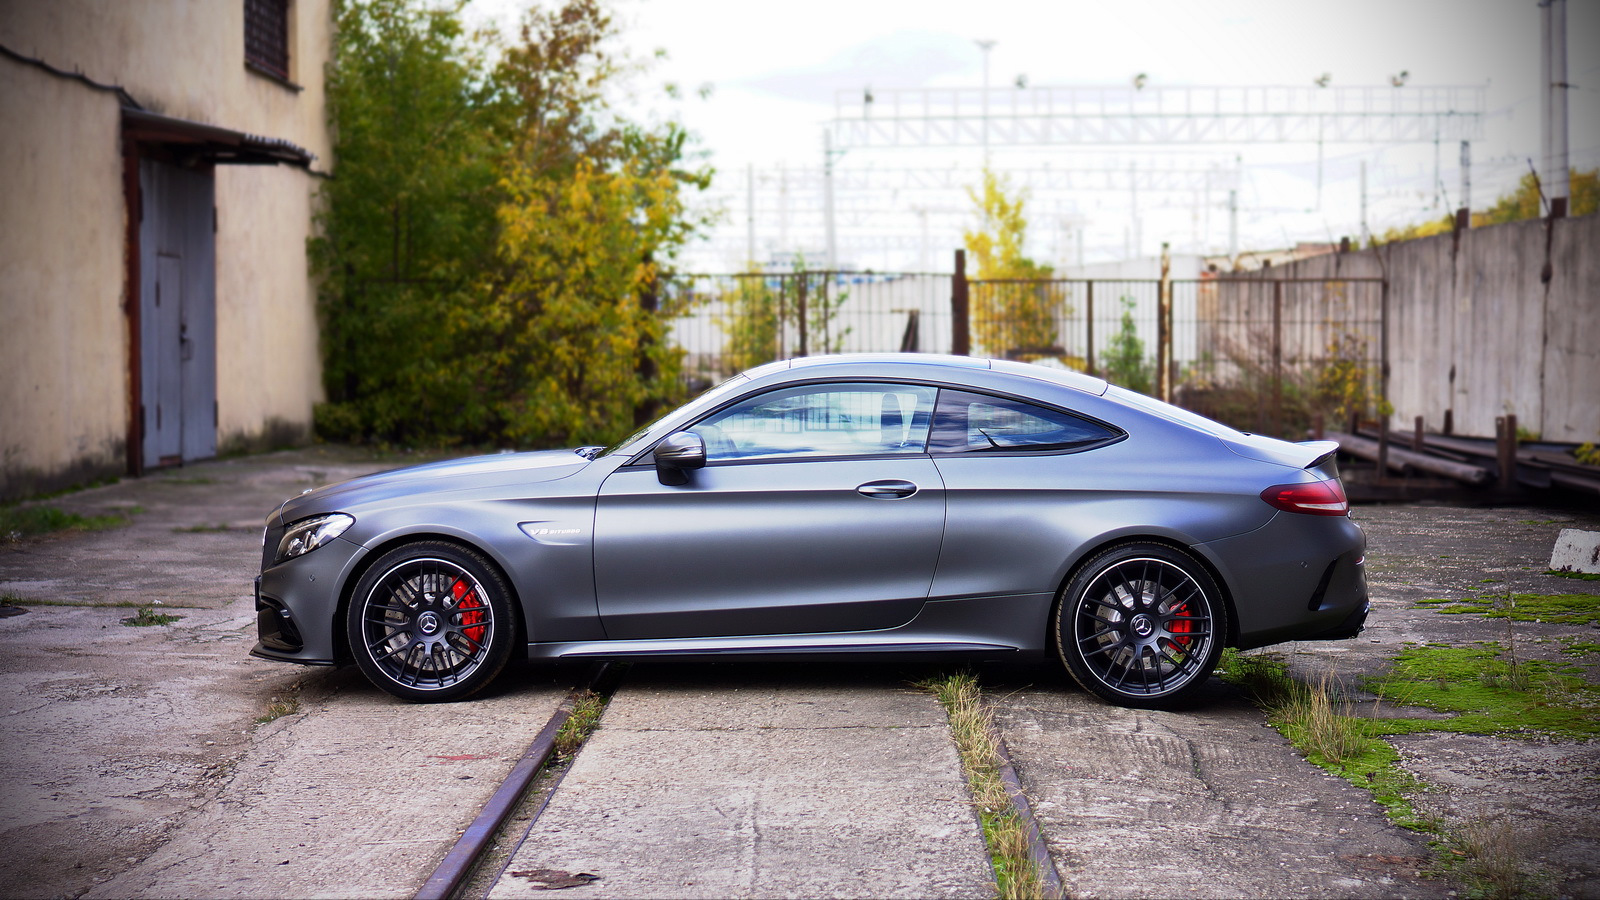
[{"x1": 653, "y1": 431, "x2": 706, "y2": 485}]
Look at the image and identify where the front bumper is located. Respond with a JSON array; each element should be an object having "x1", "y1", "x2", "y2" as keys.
[{"x1": 250, "y1": 535, "x2": 367, "y2": 665}]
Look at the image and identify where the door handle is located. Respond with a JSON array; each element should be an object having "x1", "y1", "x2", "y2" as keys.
[{"x1": 856, "y1": 479, "x2": 918, "y2": 499}]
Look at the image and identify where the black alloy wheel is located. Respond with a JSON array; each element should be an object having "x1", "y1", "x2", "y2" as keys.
[
  {"x1": 1055, "y1": 542, "x2": 1227, "y2": 708},
  {"x1": 347, "y1": 541, "x2": 516, "y2": 702}
]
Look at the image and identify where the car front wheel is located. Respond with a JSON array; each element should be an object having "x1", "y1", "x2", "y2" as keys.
[
  {"x1": 1055, "y1": 542, "x2": 1227, "y2": 708},
  {"x1": 347, "y1": 541, "x2": 516, "y2": 702}
]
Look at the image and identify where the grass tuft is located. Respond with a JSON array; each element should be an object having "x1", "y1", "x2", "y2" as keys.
[
  {"x1": 1435, "y1": 817, "x2": 1555, "y2": 900},
  {"x1": 920, "y1": 671, "x2": 1053, "y2": 900},
  {"x1": 255, "y1": 694, "x2": 301, "y2": 725},
  {"x1": 122, "y1": 606, "x2": 182, "y2": 627},
  {"x1": 554, "y1": 690, "x2": 608, "y2": 760}
]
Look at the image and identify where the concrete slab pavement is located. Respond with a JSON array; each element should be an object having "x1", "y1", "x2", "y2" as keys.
[
  {"x1": 989, "y1": 678, "x2": 1443, "y2": 898},
  {"x1": 86, "y1": 666, "x2": 569, "y2": 900},
  {"x1": 488, "y1": 664, "x2": 994, "y2": 900},
  {"x1": 0, "y1": 448, "x2": 576, "y2": 899}
]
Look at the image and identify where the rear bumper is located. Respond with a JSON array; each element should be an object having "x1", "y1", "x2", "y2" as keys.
[
  {"x1": 1197, "y1": 512, "x2": 1369, "y2": 650},
  {"x1": 1299, "y1": 598, "x2": 1370, "y2": 641}
]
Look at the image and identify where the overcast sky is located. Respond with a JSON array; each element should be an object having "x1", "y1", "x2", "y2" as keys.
[{"x1": 468, "y1": 0, "x2": 1600, "y2": 269}]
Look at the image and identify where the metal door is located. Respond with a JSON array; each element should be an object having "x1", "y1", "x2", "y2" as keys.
[{"x1": 139, "y1": 160, "x2": 216, "y2": 468}]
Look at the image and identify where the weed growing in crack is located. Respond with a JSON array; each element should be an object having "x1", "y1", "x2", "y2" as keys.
[
  {"x1": 554, "y1": 691, "x2": 608, "y2": 760},
  {"x1": 1435, "y1": 816, "x2": 1554, "y2": 900},
  {"x1": 255, "y1": 695, "x2": 300, "y2": 725},
  {"x1": 122, "y1": 606, "x2": 181, "y2": 627},
  {"x1": 919, "y1": 671, "x2": 1052, "y2": 900}
]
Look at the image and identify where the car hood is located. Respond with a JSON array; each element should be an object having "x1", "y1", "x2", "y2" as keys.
[{"x1": 276, "y1": 450, "x2": 591, "y2": 522}]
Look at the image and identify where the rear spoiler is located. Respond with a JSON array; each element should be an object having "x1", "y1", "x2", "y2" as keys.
[{"x1": 1296, "y1": 440, "x2": 1340, "y2": 470}]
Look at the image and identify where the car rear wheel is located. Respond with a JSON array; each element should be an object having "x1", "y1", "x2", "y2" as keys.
[
  {"x1": 347, "y1": 541, "x2": 515, "y2": 702},
  {"x1": 1054, "y1": 542, "x2": 1227, "y2": 708}
]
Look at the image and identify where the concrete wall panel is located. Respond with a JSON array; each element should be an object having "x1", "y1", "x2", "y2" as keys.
[
  {"x1": 1544, "y1": 215, "x2": 1600, "y2": 442},
  {"x1": 1261, "y1": 215, "x2": 1598, "y2": 443}
]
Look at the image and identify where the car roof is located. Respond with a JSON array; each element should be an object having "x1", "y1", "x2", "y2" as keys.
[{"x1": 760, "y1": 353, "x2": 1109, "y2": 397}]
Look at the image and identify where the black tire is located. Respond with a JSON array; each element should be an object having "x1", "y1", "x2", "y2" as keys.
[
  {"x1": 1053, "y1": 542, "x2": 1228, "y2": 708},
  {"x1": 347, "y1": 541, "x2": 516, "y2": 702}
]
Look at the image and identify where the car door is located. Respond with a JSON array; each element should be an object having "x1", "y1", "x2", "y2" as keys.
[{"x1": 594, "y1": 382, "x2": 945, "y2": 641}]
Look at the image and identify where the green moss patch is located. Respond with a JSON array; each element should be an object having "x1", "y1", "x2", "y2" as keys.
[
  {"x1": 1416, "y1": 593, "x2": 1600, "y2": 626},
  {"x1": 1546, "y1": 569, "x2": 1600, "y2": 582},
  {"x1": 1, "y1": 505, "x2": 129, "y2": 542},
  {"x1": 1366, "y1": 643, "x2": 1600, "y2": 740}
]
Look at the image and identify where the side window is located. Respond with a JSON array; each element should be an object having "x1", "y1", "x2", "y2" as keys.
[
  {"x1": 692, "y1": 383, "x2": 937, "y2": 462},
  {"x1": 930, "y1": 390, "x2": 1120, "y2": 453}
]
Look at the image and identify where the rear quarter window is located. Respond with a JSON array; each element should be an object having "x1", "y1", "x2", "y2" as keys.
[{"x1": 930, "y1": 389, "x2": 1122, "y2": 453}]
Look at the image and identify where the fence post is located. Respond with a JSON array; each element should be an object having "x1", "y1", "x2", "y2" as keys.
[
  {"x1": 1157, "y1": 243, "x2": 1172, "y2": 402},
  {"x1": 1497, "y1": 414, "x2": 1518, "y2": 491},
  {"x1": 1272, "y1": 280, "x2": 1284, "y2": 437},
  {"x1": 797, "y1": 272, "x2": 809, "y2": 357},
  {"x1": 1085, "y1": 280, "x2": 1096, "y2": 376},
  {"x1": 952, "y1": 249, "x2": 970, "y2": 356}
]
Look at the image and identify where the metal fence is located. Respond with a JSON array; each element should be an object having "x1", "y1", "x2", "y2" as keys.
[{"x1": 662, "y1": 268, "x2": 1385, "y2": 439}]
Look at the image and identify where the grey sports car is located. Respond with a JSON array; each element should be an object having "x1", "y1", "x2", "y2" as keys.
[{"x1": 253, "y1": 354, "x2": 1367, "y2": 707}]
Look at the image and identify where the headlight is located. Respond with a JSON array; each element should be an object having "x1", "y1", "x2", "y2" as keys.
[{"x1": 274, "y1": 513, "x2": 354, "y2": 564}]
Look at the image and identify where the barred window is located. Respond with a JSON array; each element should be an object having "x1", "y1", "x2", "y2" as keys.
[{"x1": 245, "y1": 0, "x2": 290, "y2": 81}]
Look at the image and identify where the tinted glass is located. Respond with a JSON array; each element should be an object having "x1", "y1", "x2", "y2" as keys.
[
  {"x1": 694, "y1": 383, "x2": 937, "y2": 462},
  {"x1": 930, "y1": 389, "x2": 1119, "y2": 453}
]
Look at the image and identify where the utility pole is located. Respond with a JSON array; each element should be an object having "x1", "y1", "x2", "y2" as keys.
[
  {"x1": 975, "y1": 39, "x2": 995, "y2": 166},
  {"x1": 1459, "y1": 140, "x2": 1472, "y2": 225},
  {"x1": 1359, "y1": 161, "x2": 1369, "y2": 245},
  {"x1": 746, "y1": 163, "x2": 756, "y2": 266},
  {"x1": 1227, "y1": 188, "x2": 1238, "y2": 266},
  {"x1": 823, "y1": 129, "x2": 838, "y2": 272},
  {"x1": 1129, "y1": 160, "x2": 1140, "y2": 259},
  {"x1": 1542, "y1": 0, "x2": 1570, "y2": 216}
]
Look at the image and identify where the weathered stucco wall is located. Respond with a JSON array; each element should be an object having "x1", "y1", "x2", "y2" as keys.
[
  {"x1": 0, "y1": 61, "x2": 130, "y2": 492},
  {"x1": 0, "y1": 0, "x2": 332, "y2": 163},
  {"x1": 1258, "y1": 215, "x2": 1599, "y2": 443},
  {"x1": 0, "y1": 0, "x2": 329, "y2": 499},
  {"x1": 214, "y1": 165, "x2": 324, "y2": 453}
]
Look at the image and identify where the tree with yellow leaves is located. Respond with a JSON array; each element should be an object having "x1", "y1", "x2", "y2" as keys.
[{"x1": 963, "y1": 170, "x2": 1065, "y2": 360}]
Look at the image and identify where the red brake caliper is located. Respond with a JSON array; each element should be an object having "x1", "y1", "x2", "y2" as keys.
[
  {"x1": 1168, "y1": 603, "x2": 1194, "y2": 651},
  {"x1": 451, "y1": 579, "x2": 486, "y2": 646}
]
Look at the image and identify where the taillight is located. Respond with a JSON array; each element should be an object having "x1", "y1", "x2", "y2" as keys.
[{"x1": 1260, "y1": 479, "x2": 1349, "y2": 516}]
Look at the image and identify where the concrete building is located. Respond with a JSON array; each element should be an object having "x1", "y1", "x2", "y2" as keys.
[{"x1": 0, "y1": 0, "x2": 330, "y2": 500}]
